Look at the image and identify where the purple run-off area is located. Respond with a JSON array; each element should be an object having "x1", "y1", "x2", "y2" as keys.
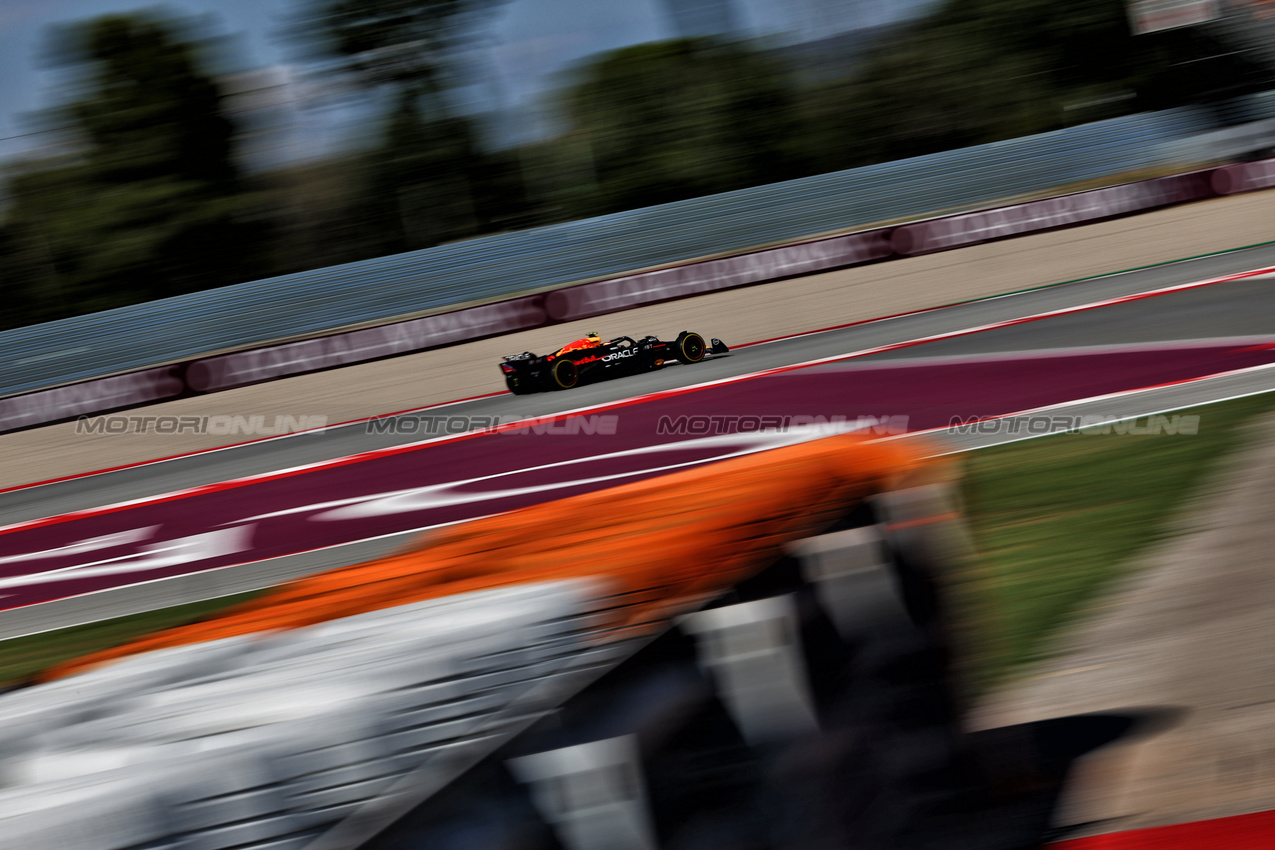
[{"x1": 0, "y1": 342, "x2": 1272, "y2": 611}]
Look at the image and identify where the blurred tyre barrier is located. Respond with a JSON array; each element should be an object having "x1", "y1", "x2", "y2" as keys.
[
  {"x1": 0, "y1": 434, "x2": 1140, "y2": 848},
  {"x1": 3, "y1": 157, "x2": 1274, "y2": 433}
]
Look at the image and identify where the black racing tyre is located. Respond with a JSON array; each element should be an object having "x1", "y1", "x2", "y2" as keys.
[
  {"x1": 505, "y1": 376, "x2": 535, "y2": 395},
  {"x1": 548, "y1": 357, "x2": 579, "y2": 389},
  {"x1": 675, "y1": 332, "x2": 706, "y2": 364}
]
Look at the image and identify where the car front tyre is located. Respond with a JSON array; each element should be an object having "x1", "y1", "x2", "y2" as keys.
[{"x1": 675, "y1": 332, "x2": 706, "y2": 364}]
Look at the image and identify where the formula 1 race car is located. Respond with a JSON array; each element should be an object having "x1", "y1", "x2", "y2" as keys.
[{"x1": 499, "y1": 331, "x2": 729, "y2": 394}]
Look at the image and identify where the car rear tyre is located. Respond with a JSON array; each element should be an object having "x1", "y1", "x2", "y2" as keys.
[
  {"x1": 675, "y1": 332, "x2": 706, "y2": 364},
  {"x1": 548, "y1": 358, "x2": 579, "y2": 389}
]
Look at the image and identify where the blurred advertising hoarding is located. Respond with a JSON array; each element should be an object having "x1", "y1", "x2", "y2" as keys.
[{"x1": 1128, "y1": 0, "x2": 1220, "y2": 33}]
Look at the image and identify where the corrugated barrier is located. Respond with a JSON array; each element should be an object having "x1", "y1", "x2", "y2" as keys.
[{"x1": 2, "y1": 156, "x2": 1272, "y2": 434}]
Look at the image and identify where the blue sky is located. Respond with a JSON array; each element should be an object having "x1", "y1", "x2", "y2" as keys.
[{"x1": 0, "y1": 0, "x2": 932, "y2": 166}]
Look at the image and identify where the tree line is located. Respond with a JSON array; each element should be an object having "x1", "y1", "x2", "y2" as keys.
[{"x1": 2, "y1": 0, "x2": 1268, "y2": 331}]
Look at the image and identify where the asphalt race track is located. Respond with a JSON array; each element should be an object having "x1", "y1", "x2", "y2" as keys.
[
  {"x1": 5, "y1": 244, "x2": 1275, "y2": 521},
  {"x1": 0, "y1": 245, "x2": 1273, "y2": 631}
]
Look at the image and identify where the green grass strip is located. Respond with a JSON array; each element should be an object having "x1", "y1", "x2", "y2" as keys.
[
  {"x1": 0, "y1": 591, "x2": 261, "y2": 688},
  {"x1": 959, "y1": 390, "x2": 1275, "y2": 692}
]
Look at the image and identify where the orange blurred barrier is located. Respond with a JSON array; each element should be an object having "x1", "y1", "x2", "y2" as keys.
[{"x1": 46, "y1": 434, "x2": 945, "y2": 680}]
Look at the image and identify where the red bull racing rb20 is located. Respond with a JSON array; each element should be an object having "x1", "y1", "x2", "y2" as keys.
[{"x1": 499, "y1": 331, "x2": 729, "y2": 394}]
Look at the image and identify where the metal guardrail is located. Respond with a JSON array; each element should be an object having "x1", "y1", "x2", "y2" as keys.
[
  {"x1": 1157, "y1": 118, "x2": 1275, "y2": 165},
  {"x1": 0, "y1": 106, "x2": 1218, "y2": 399}
]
